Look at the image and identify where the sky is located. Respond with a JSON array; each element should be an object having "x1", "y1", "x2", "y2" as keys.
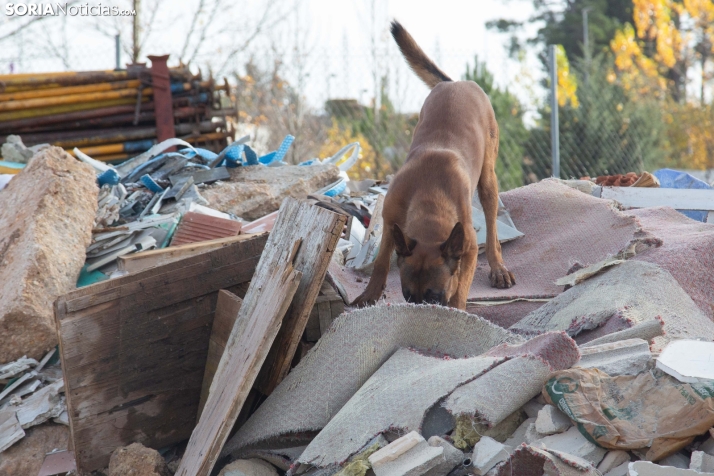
[{"x1": 0, "y1": 0, "x2": 546, "y2": 113}]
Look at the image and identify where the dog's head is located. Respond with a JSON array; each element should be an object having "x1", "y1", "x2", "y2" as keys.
[{"x1": 393, "y1": 222, "x2": 465, "y2": 306}]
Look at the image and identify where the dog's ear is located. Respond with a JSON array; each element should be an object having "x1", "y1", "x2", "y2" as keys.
[
  {"x1": 440, "y1": 222, "x2": 465, "y2": 261},
  {"x1": 393, "y1": 224, "x2": 417, "y2": 257}
]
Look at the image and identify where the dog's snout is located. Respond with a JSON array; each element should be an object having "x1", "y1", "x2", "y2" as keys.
[{"x1": 424, "y1": 289, "x2": 446, "y2": 305}]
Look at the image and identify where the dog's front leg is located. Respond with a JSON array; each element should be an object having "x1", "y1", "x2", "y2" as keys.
[
  {"x1": 448, "y1": 237, "x2": 478, "y2": 310},
  {"x1": 478, "y1": 169, "x2": 515, "y2": 288},
  {"x1": 351, "y1": 223, "x2": 395, "y2": 307}
]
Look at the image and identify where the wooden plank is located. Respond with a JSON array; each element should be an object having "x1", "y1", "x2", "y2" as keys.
[
  {"x1": 54, "y1": 234, "x2": 268, "y2": 475},
  {"x1": 197, "y1": 290, "x2": 243, "y2": 419},
  {"x1": 596, "y1": 186, "x2": 714, "y2": 210},
  {"x1": 175, "y1": 210, "x2": 305, "y2": 476},
  {"x1": 117, "y1": 233, "x2": 264, "y2": 274},
  {"x1": 254, "y1": 200, "x2": 346, "y2": 395}
]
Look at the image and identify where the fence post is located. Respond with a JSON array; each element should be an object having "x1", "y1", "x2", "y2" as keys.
[
  {"x1": 549, "y1": 44, "x2": 560, "y2": 179},
  {"x1": 115, "y1": 34, "x2": 121, "y2": 71}
]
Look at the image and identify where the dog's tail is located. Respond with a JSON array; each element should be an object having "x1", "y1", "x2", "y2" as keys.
[{"x1": 390, "y1": 20, "x2": 452, "y2": 89}]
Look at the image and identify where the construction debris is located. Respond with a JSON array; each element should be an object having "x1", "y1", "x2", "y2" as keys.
[
  {"x1": 0, "y1": 146, "x2": 97, "y2": 363},
  {"x1": 108, "y1": 443, "x2": 171, "y2": 476},
  {"x1": 2, "y1": 96, "x2": 714, "y2": 476},
  {"x1": 655, "y1": 339, "x2": 714, "y2": 383}
]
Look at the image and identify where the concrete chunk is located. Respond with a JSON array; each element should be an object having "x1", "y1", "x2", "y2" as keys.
[
  {"x1": 470, "y1": 437, "x2": 510, "y2": 476},
  {"x1": 533, "y1": 426, "x2": 606, "y2": 466},
  {"x1": 690, "y1": 451, "x2": 714, "y2": 473},
  {"x1": 604, "y1": 461, "x2": 630, "y2": 476},
  {"x1": 368, "y1": 431, "x2": 424, "y2": 470},
  {"x1": 202, "y1": 164, "x2": 340, "y2": 220},
  {"x1": 0, "y1": 146, "x2": 97, "y2": 363},
  {"x1": 577, "y1": 339, "x2": 652, "y2": 376},
  {"x1": 628, "y1": 460, "x2": 714, "y2": 475},
  {"x1": 535, "y1": 405, "x2": 572, "y2": 435},
  {"x1": 425, "y1": 436, "x2": 463, "y2": 476},
  {"x1": 370, "y1": 441, "x2": 444, "y2": 476},
  {"x1": 598, "y1": 451, "x2": 630, "y2": 473},
  {"x1": 503, "y1": 417, "x2": 535, "y2": 449},
  {"x1": 524, "y1": 422, "x2": 546, "y2": 444},
  {"x1": 108, "y1": 443, "x2": 170, "y2": 476}
]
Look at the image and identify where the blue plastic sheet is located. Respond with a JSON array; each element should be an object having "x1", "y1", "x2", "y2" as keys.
[{"x1": 653, "y1": 168, "x2": 712, "y2": 222}]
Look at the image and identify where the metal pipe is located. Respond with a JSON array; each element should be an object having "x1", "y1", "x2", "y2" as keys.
[
  {"x1": 0, "y1": 79, "x2": 142, "y2": 102},
  {"x1": 549, "y1": 44, "x2": 560, "y2": 179},
  {"x1": 0, "y1": 97, "x2": 150, "y2": 122},
  {"x1": 4, "y1": 106, "x2": 204, "y2": 134},
  {"x1": 115, "y1": 34, "x2": 122, "y2": 71},
  {"x1": 18, "y1": 120, "x2": 223, "y2": 148},
  {"x1": 0, "y1": 87, "x2": 153, "y2": 112}
]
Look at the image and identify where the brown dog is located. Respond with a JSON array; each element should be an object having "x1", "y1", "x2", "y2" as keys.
[{"x1": 351, "y1": 21, "x2": 515, "y2": 310}]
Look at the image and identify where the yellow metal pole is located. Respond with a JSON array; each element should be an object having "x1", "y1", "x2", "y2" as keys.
[
  {"x1": 0, "y1": 87, "x2": 153, "y2": 112},
  {"x1": 0, "y1": 80, "x2": 142, "y2": 102},
  {"x1": 0, "y1": 70, "x2": 127, "y2": 86},
  {"x1": 0, "y1": 97, "x2": 150, "y2": 122}
]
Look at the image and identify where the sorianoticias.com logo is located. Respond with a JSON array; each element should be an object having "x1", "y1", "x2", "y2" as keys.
[{"x1": 4, "y1": 3, "x2": 136, "y2": 16}]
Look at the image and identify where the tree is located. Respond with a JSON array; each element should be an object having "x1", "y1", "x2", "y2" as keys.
[
  {"x1": 487, "y1": 0, "x2": 633, "y2": 66},
  {"x1": 463, "y1": 57, "x2": 528, "y2": 190},
  {"x1": 610, "y1": 0, "x2": 714, "y2": 102}
]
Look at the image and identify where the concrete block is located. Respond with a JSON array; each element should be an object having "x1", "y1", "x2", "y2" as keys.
[
  {"x1": 503, "y1": 417, "x2": 535, "y2": 449},
  {"x1": 598, "y1": 451, "x2": 630, "y2": 473},
  {"x1": 690, "y1": 451, "x2": 714, "y2": 473},
  {"x1": 604, "y1": 461, "x2": 630, "y2": 476},
  {"x1": 370, "y1": 432, "x2": 447, "y2": 476},
  {"x1": 659, "y1": 452, "x2": 689, "y2": 469},
  {"x1": 368, "y1": 431, "x2": 424, "y2": 470},
  {"x1": 470, "y1": 437, "x2": 510, "y2": 476},
  {"x1": 524, "y1": 422, "x2": 546, "y2": 444},
  {"x1": 577, "y1": 339, "x2": 652, "y2": 376},
  {"x1": 425, "y1": 436, "x2": 464, "y2": 476},
  {"x1": 0, "y1": 147, "x2": 97, "y2": 363},
  {"x1": 535, "y1": 405, "x2": 572, "y2": 435},
  {"x1": 522, "y1": 399, "x2": 545, "y2": 419},
  {"x1": 532, "y1": 426, "x2": 607, "y2": 466},
  {"x1": 628, "y1": 460, "x2": 714, "y2": 475}
]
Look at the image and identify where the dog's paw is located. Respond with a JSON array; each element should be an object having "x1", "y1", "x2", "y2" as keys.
[
  {"x1": 350, "y1": 292, "x2": 379, "y2": 308},
  {"x1": 489, "y1": 266, "x2": 516, "y2": 289}
]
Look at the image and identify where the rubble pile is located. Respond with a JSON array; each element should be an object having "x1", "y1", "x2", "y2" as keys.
[{"x1": 1, "y1": 127, "x2": 714, "y2": 476}]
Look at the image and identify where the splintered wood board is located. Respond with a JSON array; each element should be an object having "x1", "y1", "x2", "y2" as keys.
[
  {"x1": 197, "y1": 290, "x2": 243, "y2": 419},
  {"x1": 54, "y1": 233, "x2": 268, "y2": 474},
  {"x1": 254, "y1": 201, "x2": 346, "y2": 395},
  {"x1": 175, "y1": 198, "x2": 345, "y2": 476}
]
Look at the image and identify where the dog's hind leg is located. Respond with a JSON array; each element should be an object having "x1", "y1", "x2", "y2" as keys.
[
  {"x1": 477, "y1": 166, "x2": 515, "y2": 289},
  {"x1": 351, "y1": 223, "x2": 396, "y2": 307}
]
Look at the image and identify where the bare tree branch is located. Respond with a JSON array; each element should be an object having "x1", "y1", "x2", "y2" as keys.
[
  {"x1": 187, "y1": 0, "x2": 225, "y2": 64},
  {"x1": 138, "y1": 0, "x2": 165, "y2": 56},
  {"x1": 214, "y1": 0, "x2": 301, "y2": 77},
  {"x1": 179, "y1": 0, "x2": 208, "y2": 61},
  {"x1": 0, "y1": 0, "x2": 82, "y2": 43}
]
